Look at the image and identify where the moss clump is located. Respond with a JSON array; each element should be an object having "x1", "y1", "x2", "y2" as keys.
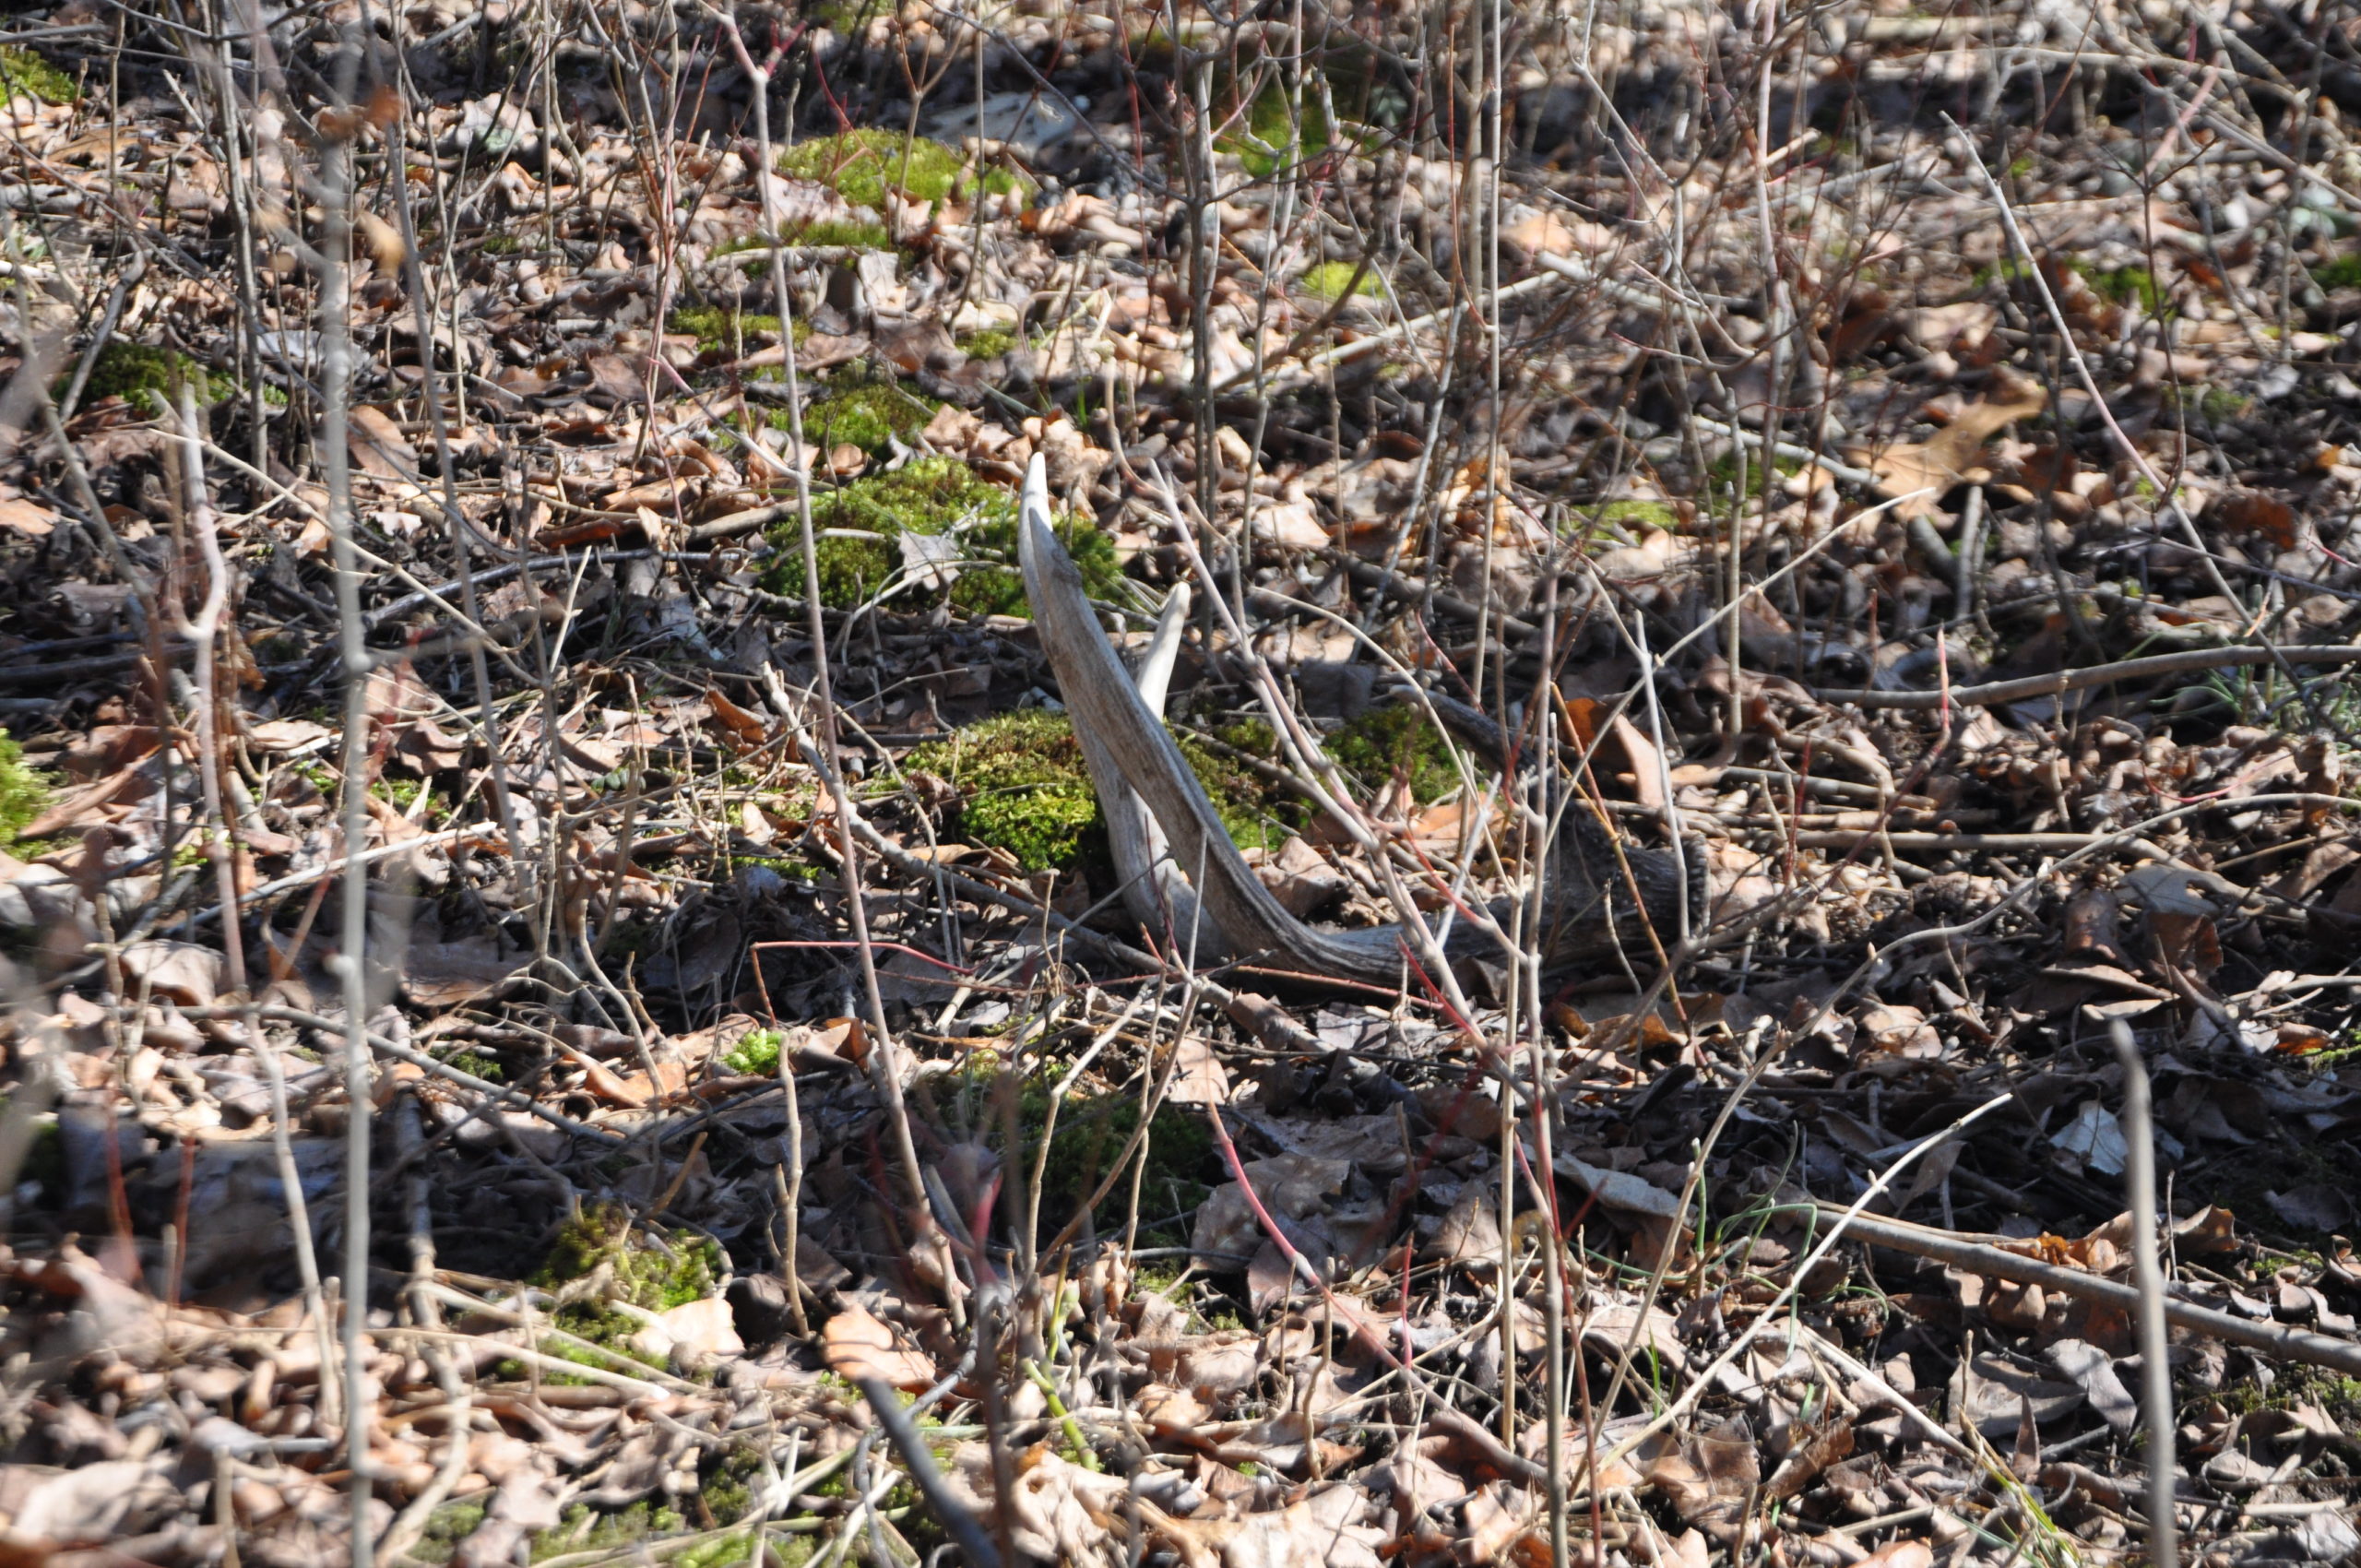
[
  {"x1": 529, "y1": 1503, "x2": 684, "y2": 1563},
  {"x1": 721, "y1": 1028, "x2": 786, "y2": 1075},
  {"x1": 956, "y1": 327, "x2": 1015, "y2": 360},
  {"x1": 0, "y1": 47, "x2": 76, "y2": 106},
  {"x1": 811, "y1": 0, "x2": 883, "y2": 33},
  {"x1": 1026, "y1": 1083, "x2": 1216, "y2": 1242},
  {"x1": 1970, "y1": 255, "x2": 2037, "y2": 291},
  {"x1": 1325, "y1": 706, "x2": 1459, "y2": 805},
  {"x1": 1703, "y1": 447, "x2": 1802, "y2": 509},
  {"x1": 670, "y1": 306, "x2": 784, "y2": 350},
  {"x1": 481, "y1": 233, "x2": 522, "y2": 255},
  {"x1": 908, "y1": 709, "x2": 1099, "y2": 872},
  {"x1": 2091, "y1": 265, "x2": 2165, "y2": 315},
  {"x1": 777, "y1": 129, "x2": 1022, "y2": 210},
  {"x1": 74, "y1": 341, "x2": 214, "y2": 413},
  {"x1": 699, "y1": 1447, "x2": 765, "y2": 1527},
  {"x1": 764, "y1": 456, "x2": 1120, "y2": 617},
  {"x1": 0, "y1": 741, "x2": 53, "y2": 849},
  {"x1": 414, "y1": 1501, "x2": 487, "y2": 1564},
  {"x1": 18, "y1": 1117, "x2": 63, "y2": 1195},
  {"x1": 2313, "y1": 252, "x2": 2361, "y2": 291},
  {"x1": 1219, "y1": 74, "x2": 1334, "y2": 178},
  {"x1": 519, "y1": 1205, "x2": 721, "y2": 1378},
  {"x1": 535, "y1": 1202, "x2": 720, "y2": 1311},
  {"x1": 2217, "y1": 1365, "x2": 2361, "y2": 1426},
  {"x1": 434, "y1": 1049, "x2": 504, "y2": 1084},
  {"x1": 799, "y1": 376, "x2": 940, "y2": 454},
  {"x1": 909, "y1": 709, "x2": 1292, "y2": 873},
  {"x1": 1592, "y1": 499, "x2": 1680, "y2": 533},
  {"x1": 677, "y1": 1534, "x2": 765, "y2": 1568},
  {"x1": 717, "y1": 218, "x2": 896, "y2": 255},
  {"x1": 1299, "y1": 261, "x2": 1381, "y2": 303},
  {"x1": 1178, "y1": 732, "x2": 1294, "y2": 854},
  {"x1": 790, "y1": 218, "x2": 896, "y2": 249}
]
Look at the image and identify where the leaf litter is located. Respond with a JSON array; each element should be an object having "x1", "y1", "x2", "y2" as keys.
[{"x1": 0, "y1": 0, "x2": 2353, "y2": 1565}]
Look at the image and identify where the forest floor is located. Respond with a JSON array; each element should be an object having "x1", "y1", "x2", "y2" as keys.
[{"x1": 0, "y1": 0, "x2": 2358, "y2": 1564}]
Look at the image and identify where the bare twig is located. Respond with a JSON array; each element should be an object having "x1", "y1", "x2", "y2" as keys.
[
  {"x1": 2110, "y1": 1020, "x2": 2180, "y2": 1568},
  {"x1": 1820, "y1": 1203, "x2": 2361, "y2": 1379}
]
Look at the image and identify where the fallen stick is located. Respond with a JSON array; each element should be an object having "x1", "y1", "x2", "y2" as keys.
[
  {"x1": 1813, "y1": 644, "x2": 2361, "y2": 711},
  {"x1": 1822, "y1": 1204, "x2": 2361, "y2": 1378},
  {"x1": 180, "y1": 1003, "x2": 625, "y2": 1146},
  {"x1": 1786, "y1": 831, "x2": 2126, "y2": 852}
]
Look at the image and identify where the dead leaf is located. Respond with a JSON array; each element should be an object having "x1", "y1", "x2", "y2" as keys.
[
  {"x1": 1163, "y1": 1039, "x2": 1230, "y2": 1107},
  {"x1": 2266, "y1": 1184, "x2": 2354, "y2": 1232},
  {"x1": 1148, "y1": 1481, "x2": 1385, "y2": 1568},
  {"x1": 2211, "y1": 492, "x2": 2298, "y2": 550},
  {"x1": 821, "y1": 1302, "x2": 935, "y2": 1391},
  {"x1": 1764, "y1": 1419, "x2": 1855, "y2": 1499},
  {"x1": 2046, "y1": 1339, "x2": 2138, "y2": 1431},
  {"x1": 1643, "y1": 1416, "x2": 1757, "y2": 1540},
  {"x1": 1857, "y1": 369, "x2": 2047, "y2": 519},
  {"x1": 944, "y1": 1443, "x2": 1127, "y2": 1564},
  {"x1": 0, "y1": 497, "x2": 59, "y2": 536},
  {"x1": 18, "y1": 758, "x2": 153, "y2": 839},
  {"x1": 1250, "y1": 836, "x2": 1345, "y2": 919},
  {"x1": 628, "y1": 1297, "x2": 742, "y2": 1371},
  {"x1": 118, "y1": 940, "x2": 223, "y2": 1007},
  {"x1": 246, "y1": 718, "x2": 335, "y2": 754},
  {"x1": 0, "y1": 1460, "x2": 181, "y2": 1544},
  {"x1": 1855, "y1": 1543, "x2": 1934, "y2": 1568},
  {"x1": 348, "y1": 404, "x2": 418, "y2": 481},
  {"x1": 1192, "y1": 1151, "x2": 1348, "y2": 1264},
  {"x1": 1947, "y1": 1355, "x2": 2084, "y2": 1436}
]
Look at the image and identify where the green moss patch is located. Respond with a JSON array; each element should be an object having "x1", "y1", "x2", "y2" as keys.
[
  {"x1": 908, "y1": 709, "x2": 1100, "y2": 872},
  {"x1": 1028, "y1": 1083, "x2": 1215, "y2": 1242},
  {"x1": 790, "y1": 218, "x2": 896, "y2": 249},
  {"x1": 777, "y1": 129, "x2": 1023, "y2": 211},
  {"x1": 670, "y1": 305, "x2": 783, "y2": 351},
  {"x1": 535, "y1": 1201, "x2": 720, "y2": 1311},
  {"x1": 721, "y1": 1028, "x2": 786, "y2": 1075},
  {"x1": 1703, "y1": 447, "x2": 1802, "y2": 510},
  {"x1": 763, "y1": 456, "x2": 1121, "y2": 617},
  {"x1": 1218, "y1": 74, "x2": 1334, "y2": 178},
  {"x1": 717, "y1": 218, "x2": 896, "y2": 255},
  {"x1": 908, "y1": 708, "x2": 1292, "y2": 873},
  {"x1": 1324, "y1": 706, "x2": 1459, "y2": 805},
  {"x1": 1591, "y1": 498, "x2": 1680, "y2": 533},
  {"x1": 2216, "y1": 1364, "x2": 2361, "y2": 1428},
  {"x1": 0, "y1": 741, "x2": 53, "y2": 849},
  {"x1": 2311, "y1": 252, "x2": 2361, "y2": 291},
  {"x1": 956, "y1": 327, "x2": 1015, "y2": 360},
  {"x1": 530, "y1": 1503, "x2": 684, "y2": 1563},
  {"x1": 73, "y1": 341, "x2": 215, "y2": 413},
  {"x1": 1299, "y1": 261, "x2": 1381, "y2": 303},
  {"x1": 2090, "y1": 264, "x2": 2164, "y2": 314},
  {"x1": 414, "y1": 1501, "x2": 487, "y2": 1564},
  {"x1": 434, "y1": 1048, "x2": 504, "y2": 1084},
  {"x1": 0, "y1": 47, "x2": 76, "y2": 106},
  {"x1": 799, "y1": 375, "x2": 940, "y2": 454},
  {"x1": 522, "y1": 1202, "x2": 721, "y2": 1375}
]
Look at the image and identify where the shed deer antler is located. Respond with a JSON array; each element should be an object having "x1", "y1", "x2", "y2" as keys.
[{"x1": 1016, "y1": 455, "x2": 1694, "y2": 987}]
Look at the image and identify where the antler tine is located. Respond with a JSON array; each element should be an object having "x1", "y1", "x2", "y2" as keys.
[
  {"x1": 1017, "y1": 456, "x2": 1410, "y2": 984},
  {"x1": 1016, "y1": 456, "x2": 1695, "y2": 987}
]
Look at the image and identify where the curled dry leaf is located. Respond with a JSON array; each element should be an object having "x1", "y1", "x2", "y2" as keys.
[
  {"x1": 1854, "y1": 370, "x2": 2047, "y2": 519},
  {"x1": 821, "y1": 1302, "x2": 935, "y2": 1391}
]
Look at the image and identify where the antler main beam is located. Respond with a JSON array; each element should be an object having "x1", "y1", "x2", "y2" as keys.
[{"x1": 1016, "y1": 456, "x2": 1691, "y2": 988}]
